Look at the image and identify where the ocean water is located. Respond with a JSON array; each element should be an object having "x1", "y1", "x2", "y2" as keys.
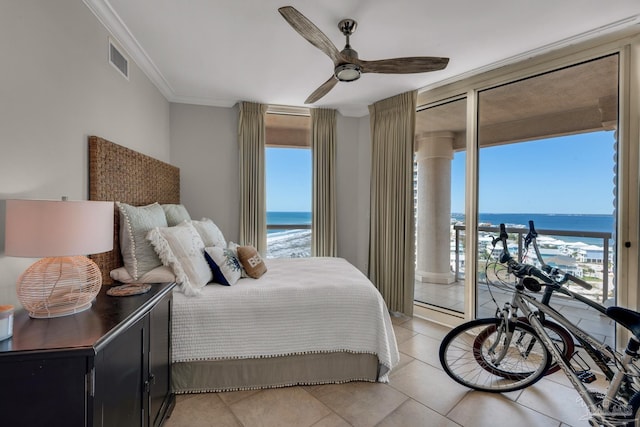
[
  {"x1": 267, "y1": 211, "x2": 311, "y2": 233},
  {"x1": 268, "y1": 212, "x2": 614, "y2": 233},
  {"x1": 267, "y1": 212, "x2": 614, "y2": 235},
  {"x1": 452, "y1": 212, "x2": 614, "y2": 246},
  {"x1": 452, "y1": 213, "x2": 614, "y2": 234}
]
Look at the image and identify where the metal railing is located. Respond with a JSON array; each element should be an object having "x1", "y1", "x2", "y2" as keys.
[
  {"x1": 267, "y1": 224, "x2": 311, "y2": 231},
  {"x1": 453, "y1": 224, "x2": 613, "y2": 302}
]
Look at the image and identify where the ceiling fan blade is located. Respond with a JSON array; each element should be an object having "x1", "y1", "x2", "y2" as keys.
[
  {"x1": 359, "y1": 57, "x2": 449, "y2": 74},
  {"x1": 305, "y1": 76, "x2": 339, "y2": 104},
  {"x1": 278, "y1": 6, "x2": 342, "y2": 65}
]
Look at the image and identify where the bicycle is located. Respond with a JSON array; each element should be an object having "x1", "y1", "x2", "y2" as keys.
[
  {"x1": 481, "y1": 220, "x2": 582, "y2": 376},
  {"x1": 439, "y1": 223, "x2": 640, "y2": 426}
]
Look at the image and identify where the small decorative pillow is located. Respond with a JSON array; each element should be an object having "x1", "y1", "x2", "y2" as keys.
[
  {"x1": 190, "y1": 218, "x2": 226, "y2": 248},
  {"x1": 162, "y1": 204, "x2": 191, "y2": 226},
  {"x1": 147, "y1": 222, "x2": 212, "y2": 296},
  {"x1": 110, "y1": 266, "x2": 176, "y2": 284},
  {"x1": 204, "y1": 246, "x2": 242, "y2": 286},
  {"x1": 117, "y1": 202, "x2": 168, "y2": 280},
  {"x1": 237, "y1": 245, "x2": 267, "y2": 279},
  {"x1": 227, "y1": 241, "x2": 248, "y2": 277}
]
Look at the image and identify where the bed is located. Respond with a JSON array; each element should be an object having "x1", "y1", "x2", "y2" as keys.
[{"x1": 88, "y1": 135, "x2": 399, "y2": 393}]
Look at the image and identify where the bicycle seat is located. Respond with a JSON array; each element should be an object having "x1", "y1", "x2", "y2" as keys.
[{"x1": 606, "y1": 306, "x2": 640, "y2": 339}]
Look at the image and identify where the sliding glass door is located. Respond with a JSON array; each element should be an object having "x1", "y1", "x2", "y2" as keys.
[
  {"x1": 414, "y1": 97, "x2": 467, "y2": 314},
  {"x1": 476, "y1": 54, "x2": 619, "y2": 345}
]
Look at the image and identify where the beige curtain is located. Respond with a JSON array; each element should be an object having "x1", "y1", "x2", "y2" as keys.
[
  {"x1": 368, "y1": 91, "x2": 417, "y2": 316},
  {"x1": 311, "y1": 108, "x2": 337, "y2": 257},
  {"x1": 238, "y1": 101, "x2": 268, "y2": 254}
]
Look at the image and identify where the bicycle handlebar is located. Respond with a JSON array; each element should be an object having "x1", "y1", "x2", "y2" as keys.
[
  {"x1": 524, "y1": 220, "x2": 537, "y2": 248},
  {"x1": 495, "y1": 222, "x2": 592, "y2": 290}
]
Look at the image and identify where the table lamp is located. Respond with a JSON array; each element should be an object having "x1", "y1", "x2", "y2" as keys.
[{"x1": 4, "y1": 199, "x2": 114, "y2": 318}]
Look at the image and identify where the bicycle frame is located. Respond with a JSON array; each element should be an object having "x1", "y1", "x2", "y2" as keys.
[
  {"x1": 535, "y1": 282, "x2": 612, "y2": 375},
  {"x1": 506, "y1": 285, "x2": 640, "y2": 425}
]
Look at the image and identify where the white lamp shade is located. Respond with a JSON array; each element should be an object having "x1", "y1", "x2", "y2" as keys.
[{"x1": 5, "y1": 199, "x2": 114, "y2": 257}]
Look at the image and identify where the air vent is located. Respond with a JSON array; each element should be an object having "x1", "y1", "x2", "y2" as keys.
[{"x1": 109, "y1": 38, "x2": 129, "y2": 80}]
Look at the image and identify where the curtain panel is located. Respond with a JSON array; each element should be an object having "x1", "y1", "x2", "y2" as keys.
[
  {"x1": 311, "y1": 108, "x2": 337, "y2": 257},
  {"x1": 238, "y1": 101, "x2": 268, "y2": 254},
  {"x1": 368, "y1": 91, "x2": 417, "y2": 316}
]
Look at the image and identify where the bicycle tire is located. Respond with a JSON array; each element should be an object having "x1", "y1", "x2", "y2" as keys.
[
  {"x1": 474, "y1": 317, "x2": 574, "y2": 377},
  {"x1": 439, "y1": 318, "x2": 551, "y2": 393}
]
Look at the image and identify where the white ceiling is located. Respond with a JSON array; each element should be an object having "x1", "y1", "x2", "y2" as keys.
[{"x1": 85, "y1": 0, "x2": 640, "y2": 117}]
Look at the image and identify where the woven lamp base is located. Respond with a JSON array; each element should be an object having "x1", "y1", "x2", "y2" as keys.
[{"x1": 17, "y1": 256, "x2": 102, "y2": 318}]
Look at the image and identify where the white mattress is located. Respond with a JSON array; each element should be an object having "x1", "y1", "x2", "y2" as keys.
[{"x1": 172, "y1": 257, "x2": 400, "y2": 381}]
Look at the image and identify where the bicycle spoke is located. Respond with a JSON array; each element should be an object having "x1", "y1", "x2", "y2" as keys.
[{"x1": 440, "y1": 319, "x2": 550, "y2": 392}]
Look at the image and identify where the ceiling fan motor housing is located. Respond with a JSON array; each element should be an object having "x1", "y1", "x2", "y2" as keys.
[{"x1": 335, "y1": 63, "x2": 361, "y2": 81}]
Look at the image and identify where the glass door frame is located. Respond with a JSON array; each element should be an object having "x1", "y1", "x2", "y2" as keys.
[{"x1": 414, "y1": 34, "x2": 639, "y2": 336}]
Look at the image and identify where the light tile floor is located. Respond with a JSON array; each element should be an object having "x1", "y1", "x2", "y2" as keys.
[
  {"x1": 415, "y1": 280, "x2": 616, "y2": 347},
  {"x1": 164, "y1": 316, "x2": 607, "y2": 427}
]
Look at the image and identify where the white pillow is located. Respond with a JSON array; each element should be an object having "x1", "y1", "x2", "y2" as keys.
[
  {"x1": 110, "y1": 266, "x2": 176, "y2": 284},
  {"x1": 147, "y1": 222, "x2": 212, "y2": 296},
  {"x1": 190, "y1": 218, "x2": 226, "y2": 248},
  {"x1": 204, "y1": 246, "x2": 242, "y2": 286},
  {"x1": 227, "y1": 241, "x2": 248, "y2": 278}
]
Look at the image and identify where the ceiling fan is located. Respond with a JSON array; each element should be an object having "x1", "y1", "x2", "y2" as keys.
[{"x1": 278, "y1": 6, "x2": 449, "y2": 104}]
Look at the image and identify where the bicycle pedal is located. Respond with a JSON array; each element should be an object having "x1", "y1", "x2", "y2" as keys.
[{"x1": 576, "y1": 371, "x2": 596, "y2": 383}]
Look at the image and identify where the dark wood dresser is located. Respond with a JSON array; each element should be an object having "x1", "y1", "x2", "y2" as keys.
[{"x1": 0, "y1": 282, "x2": 176, "y2": 427}]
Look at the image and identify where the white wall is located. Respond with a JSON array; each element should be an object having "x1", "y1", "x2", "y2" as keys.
[
  {"x1": 336, "y1": 114, "x2": 371, "y2": 273},
  {"x1": 0, "y1": 0, "x2": 171, "y2": 307},
  {"x1": 169, "y1": 103, "x2": 240, "y2": 243}
]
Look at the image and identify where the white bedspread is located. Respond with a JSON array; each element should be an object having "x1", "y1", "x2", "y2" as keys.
[{"x1": 172, "y1": 257, "x2": 400, "y2": 381}]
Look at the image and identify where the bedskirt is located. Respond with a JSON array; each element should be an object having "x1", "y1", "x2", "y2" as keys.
[
  {"x1": 171, "y1": 257, "x2": 399, "y2": 393},
  {"x1": 172, "y1": 352, "x2": 379, "y2": 393}
]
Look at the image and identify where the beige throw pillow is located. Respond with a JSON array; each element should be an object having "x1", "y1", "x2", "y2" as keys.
[{"x1": 236, "y1": 245, "x2": 267, "y2": 279}]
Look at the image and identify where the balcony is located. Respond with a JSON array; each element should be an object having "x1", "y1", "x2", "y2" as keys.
[
  {"x1": 415, "y1": 224, "x2": 615, "y2": 346},
  {"x1": 454, "y1": 224, "x2": 613, "y2": 303}
]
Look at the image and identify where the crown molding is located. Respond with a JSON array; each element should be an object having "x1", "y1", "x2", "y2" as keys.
[{"x1": 83, "y1": 0, "x2": 175, "y2": 100}]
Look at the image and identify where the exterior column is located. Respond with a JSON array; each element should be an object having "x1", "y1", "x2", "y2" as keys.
[{"x1": 415, "y1": 132, "x2": 455, "y2": 284}]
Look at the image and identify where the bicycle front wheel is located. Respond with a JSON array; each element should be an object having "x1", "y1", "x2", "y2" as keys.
[{"x1": 439, "y1": 318, "x2": 551, "y2": 393}]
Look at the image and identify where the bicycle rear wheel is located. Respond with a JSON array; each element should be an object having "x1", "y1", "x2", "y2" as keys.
[
  {"x1": 516, "y1": 317, "x2": 574, "y2": 375},
  {"x1": 474, "y1": 318, "x2": 574, "y2": 377},
  {"x1": 439, "y1": 318, "x2": 551, "y2": 393}
]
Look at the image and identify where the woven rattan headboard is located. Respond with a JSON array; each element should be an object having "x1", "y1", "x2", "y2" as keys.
[{"x1": 88, "y1": 135, "x2": 180, "y2": 284}]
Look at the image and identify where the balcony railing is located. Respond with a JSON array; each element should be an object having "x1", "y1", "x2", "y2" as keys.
[
  {"x1": 267, "y1": 224, "x2": 311, "y2": 231},
  {"x1": 453, "y1": 224, "x2": 613, "y2": 302}
]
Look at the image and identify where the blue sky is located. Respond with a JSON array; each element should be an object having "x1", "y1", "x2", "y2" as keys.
[
  {"x1": 267, "y1": 130, "x2": 616, "y2": 214},
  {"x1": 266, "y1": 147, "x2": 311, "y2": 212},
  {"x1": 452, "y1": 130, "x2": 617, "y2": 214}
]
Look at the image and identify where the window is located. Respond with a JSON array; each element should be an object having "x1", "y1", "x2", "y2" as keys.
[{"x1": 265, "y1": 113, "x2": 312, "y2": 258}]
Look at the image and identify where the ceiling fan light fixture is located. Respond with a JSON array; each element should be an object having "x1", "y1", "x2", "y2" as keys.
[{"x1": 335, "y1": 63, "x2": 361, "y2": 82}]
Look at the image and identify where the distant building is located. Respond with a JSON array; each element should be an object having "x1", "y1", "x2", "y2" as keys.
[{"x1": 545, "y1": 255, "x2": 583, "y2": 277}]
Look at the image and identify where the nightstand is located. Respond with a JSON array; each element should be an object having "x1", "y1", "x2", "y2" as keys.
[{"x1": 0, "y1": 282, "x2": 176, "y2": 427}]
